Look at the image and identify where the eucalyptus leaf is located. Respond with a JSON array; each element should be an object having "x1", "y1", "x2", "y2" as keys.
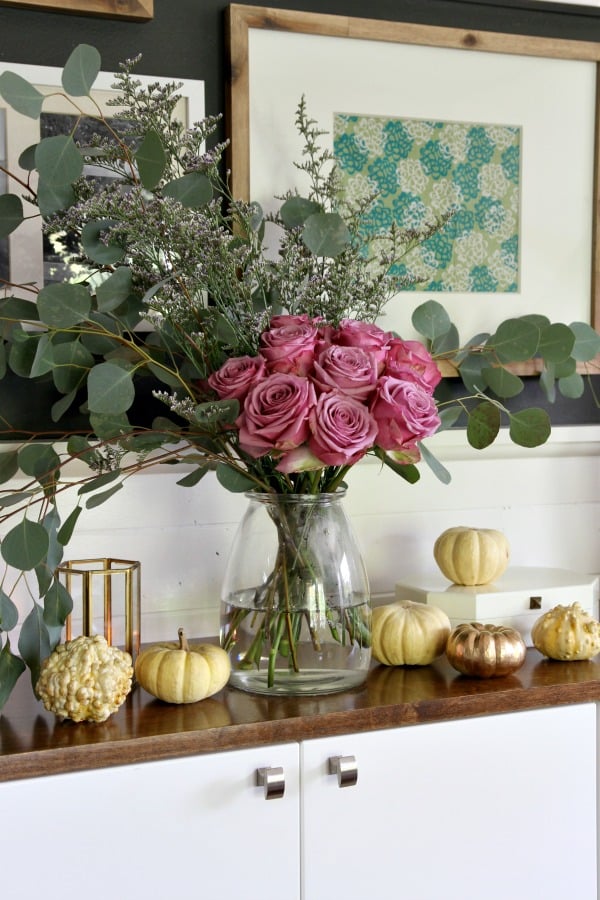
[
  {"x1": 66, "y1": 435, "x2": 102, "y2": 466},
  {"x1": 437, "y1": 406, "x2": 463, "y2": 430},
  {"x1": 570, "y1": 321, "x2": 600, "y2": 361},
  {"x1": 491, "y1": 318, "x2": 540, "y2": 363},
  {"x1": 37, "y1": 180, "x2": 76, "y2": 218},
  {"x1": 412, "y1": 300, "x2": 452, "y2": 343},
  {"x1": 193, "y1": 398, "x2": 239, "y2": 427},
  {"x1": 35, "y1": 135, "x2": 83, "y2": 186},
  {"x1": 0, "y1": 590, "x2": 19, "y2": 632},
  {"x1": 418, "y1": 442, "x2": 451, "y2": 485},
  {"x1": 508, "y1": 408, "x2": 551, "y2": 447},
  {"x1": 0, "y1": 491, "x2": 35, "y2": 509},
  {"x1": 280, "y1": 196, "x2": 320, "y2": 228},
  {"x1": 216, "y1": 464, "x2": 256, "y2": 492},
  {"x1": 302, "y1": 212, "x2": 351, "y2": 258},
  {"x1": 0, "y1": 194, "x2": 24, "y2": 238},
  {"x1": 540, "y1": 365, "x2": 557, "y2": 404},
  {"x1": 37, "y1": 282, "x2": 92, "y2": 329},
  {"x1": 482, "y1": 366, "x2": 524, "y2": 399},
  {"x1": 96, "y1": 267, "x2": 133, "y2": 313},
  {"x1": 0, "y1": 296, "x2": 40, "y2": 323},
  {"x1": 52, "y1": 340, "x2": 95, "y2": 394},
  {"x1": 18, "y1": 603, "x2": 51, "y2": 689},
  {"x1": 8, "y1": 331, "x2": 37, "y2": 377},
  {"x1": 432, "y1": 322, "x2": 459, "y2": 357},
  {"x1": 87, "y1": 362, "x2": 135, "y2": 414},
  {"x1": 466, "y1": 401, "x2": 501, "y2": 449},
  {"x1": 453, "y1": 332, "x2": 490, "y2": 365},
  {"x1": 18, "y1": 443, "x2": 60, "y2": 486},
  {"x1": 377, "y1": 453, "x2": 421, "y2": 484},
  {"x1": 0, "y1": 641, "x2": 26, "y2": 710},
  {"x1": 18, "y1": 143, "x2": 37, "y2": 171},
  {"x1": 538, "y1": 323, "x2": 575, "y2": 364},
  {"x1": 81, "y1": 219, "x2": 126, "y2": 264},
  {"x1": 177, "y1": 466, "x2": 210, "y2": 487},
  {"x1": 163, "y1": 172, "x2": 213, "y2": 207},
  {"x1": 51, "y1": 389, "x2": 78, "y2": 423},
  {"x1": 1, "y1": 519, "x2": 50, "y2": 571},
  {"x1": 85, "y1": 482, "x2": 124, "y2": 509},
  {"x1": 57, "y1": 506, "x2": 82, "y2": 546},
  {"x1": 43, "y1": 580, "x2": 73, "y2": 629},
  {"x1": 0, "y1": 71, "x2": 44, "y2": 118},
  {"x1": 0, "y1": 451, "x2": 19, "y2": 485},
  {"x1": 558, "y1": 372, "x2": 585, "y2": 399},
  {"x1": 89, "y1": 411, "x2": 131, "y2": 440},
  {"x1": 135, "y1": 129, "x2": 167, "y2": 190},
  {"x1": 30, "y1": 333, "x2": 54, "y2": 378},
  {"x1": 62, "y1": 43, "x2": 101, "y2": 96},
  {"x1": 78, "y1": 470, "x2": 121, "y2": 495},
  {"x1": 457, "y1": 352, "x2": 488, "y2": 394}
]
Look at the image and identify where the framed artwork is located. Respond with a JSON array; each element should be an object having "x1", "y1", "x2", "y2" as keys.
[
  {"x1": 0, "y1": 0, "x2": 153, "y2": 20},
  {"x1": 0, "y1": 64, "x2": 204, "y2": 296},
  {"x1": 226, "y1": 4, "x2": 600, "y2": 356}
]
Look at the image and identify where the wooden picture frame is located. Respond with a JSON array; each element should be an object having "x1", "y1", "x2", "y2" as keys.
[
  {"x1": 226, "y1": 4, "x2": 600, "y2": 369},
  {"x1": 0, "y1": 0, "x2": 153, "y2": 20}
]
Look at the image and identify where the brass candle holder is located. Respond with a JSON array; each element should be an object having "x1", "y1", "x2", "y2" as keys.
[{"x1": 58, "y1": 558, "x2": 141, "y2": 660}]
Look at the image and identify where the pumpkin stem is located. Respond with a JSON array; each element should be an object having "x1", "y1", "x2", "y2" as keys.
[{"x1": 178, "y1": 627, "x2": 190, "y2": 652}]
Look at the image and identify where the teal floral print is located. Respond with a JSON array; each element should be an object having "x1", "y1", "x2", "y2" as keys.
[{"x1": 333, "y1": 112, "x2": 521, "y2": 293}]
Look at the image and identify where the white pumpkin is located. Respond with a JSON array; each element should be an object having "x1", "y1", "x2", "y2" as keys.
[
  {"x1": 433, "y1": 526, "x2": 510, "y2": 586},
  {"x1": 372, "y1": 600, "x2": 451, "y2": 666}
]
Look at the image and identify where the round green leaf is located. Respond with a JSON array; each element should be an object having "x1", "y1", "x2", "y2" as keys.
[
  {"x1": 135, "y1": 129, "x2": 167, "y2": 190},
  {"x1": 569, "y1": 321, "x2": 600, "y2": 362},
  {"x1": 538, "y1": 323, "x2": 575, "y2": 364},
  {"x1": 508, "y1": 408, "x2": 551, "y2": 448},
  {"x1": 280, "y1": 196, "x2": 321, "y2": 228},
  {"x1": 482, "y1": 366, "x2": 524, "y2": 399},
  {"x1": 0, "y1": 194, "x2": 24, "y2": 238},
  {"x1": 492, "y1": 318, "x2": 540, "y2": 363},
  {"x1": 558, "y1": 372, "x2": 585, "y2": 399},
  {"x1": 35, "y1": 135, "x2": 84, "y2": 186},
  {"x1": 467, "y1": 401, "x2": 501, "y2": 449},
  {"x1": 43, "y1": 580, "x2": 73, "y2": 628},
  {"x1": 51, "y1": 340, "x2": 95, "y2": 393},
  {"x1": 163, "y1": 172, "x2": 213, "y2": 207},
  {"x1": 62, "y1": 43, "x2": 101, "y2": 96},
  {"x1": 37, "y1": 180, "x2": 76, "y2": 218},
  {"x1": 216, "y1": 463, "x2": 256, "y2": 492},
  {"x1": 302, "y1": 212, "x2": 351, "y2": 258},
  {"x1": 0, "y1": 642, "x2": 26, "y2": 709},
  {"x1": 87, "y1": 361, "x2": 135, "y2": 414},
  {"x1": 37, "y1": 282, "x2": 92, "y2": 328},
  {"x1": 0, "y1": 589, "x2": 19, "y2": 632},
  {"x1": 412, "y1": 300, "x2": 452, "y2": 343},
  {"x1": 18, "y1": 443, "x2": 60, "y2": 482},
  {"x1": 96, "y1": 267, "x2": 133, "y2": 313},
  {"x1": 0, "y1": 71, "x2": 44, "y2": 118},
  {"x1": 18, "y1": 603, "x2": 51, "y2": 687},
  {"x1": 81, "y1": 219, "x2": 126, "y2": 264},
  {"x1": 18, "y1": 143, "x2": 37, "y2": 171},
  {"x1": 0, "y1": 451, "x2": 19, "y2": 485},
  {"x1": 1, "y1": 519, "x2": 50, "y2": 570}
]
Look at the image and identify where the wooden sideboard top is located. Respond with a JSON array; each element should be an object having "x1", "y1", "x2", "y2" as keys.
[{"x1": 2, "y1": 649, "x2": 600, "y2": 782}]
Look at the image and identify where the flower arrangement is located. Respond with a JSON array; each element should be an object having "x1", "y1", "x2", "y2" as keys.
[{"x1": 0, "y1": 45, "x2": 598, "y2": 702}]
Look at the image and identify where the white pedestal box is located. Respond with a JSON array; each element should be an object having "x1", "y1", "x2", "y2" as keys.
[{"x1": 395, "y1": 567, "x2": 599, "y2": 646}]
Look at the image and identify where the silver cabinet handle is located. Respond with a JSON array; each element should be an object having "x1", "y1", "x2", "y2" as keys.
[
  {"x1": 256, "y1": 766, "x2": 285, "y2": 799},
  {"x1": 328, "y1": 754, "x2": 358, "y2": 788}
]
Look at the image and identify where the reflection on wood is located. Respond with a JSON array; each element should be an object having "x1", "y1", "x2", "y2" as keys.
[{"x1": 0, "y1": 0, "x2": 153, "y2": 21}]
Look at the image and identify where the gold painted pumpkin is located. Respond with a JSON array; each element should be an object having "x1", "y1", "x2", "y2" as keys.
[
  {"x1": 135, "y1": 629, "x2": 231, "y2": 703},
  {"x1": 531, "y1": 602, "x2": 600, "y2": 661},
  {"x1": 372, "y1": 600, "x2": 451, "y2": 666},
  {"x1": 433, "y1": 526, "x2": 510, "y2": 586},
  {"x1": 446, "y1": 622, "x2": 526, "y2": 678}
]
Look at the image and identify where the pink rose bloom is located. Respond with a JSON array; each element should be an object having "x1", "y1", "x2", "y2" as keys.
[
  {"x1": 260, "y1": 319, "x2": 319, "y2": 376},
  {"x1": 237, "y1": 372, "x2": 316, "y2": 457},
  {"x1": 268, "y1": 313, "x2": 314, "y2": 328},
  {"x1": 334, "y1": 319, "x2": 392, "y2": 371},
  {"x1": 371, "y1": 375, "x2": 440, "y2": 451},
  {"x1": 208, "y1": 355, "x2": 266, "y2": 401},
  {"x1": 312, "y1": 345, "x2": 378, "y2": 401},
  {"x1": 308, "y1": 391, "x2": 378, "y2": 466},
  {"x1": 385, "y1": 339, "x2": 442, "y2": 392}
]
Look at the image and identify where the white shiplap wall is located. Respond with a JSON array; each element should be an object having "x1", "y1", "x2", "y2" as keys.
[{"x1": 1, "y1": 425, "x2": 598, "y2": 644}]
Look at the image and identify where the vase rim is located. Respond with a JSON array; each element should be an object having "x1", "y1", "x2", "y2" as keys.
[{"x1": 244, "y1": 488, "x2": 347, "y2": 503}]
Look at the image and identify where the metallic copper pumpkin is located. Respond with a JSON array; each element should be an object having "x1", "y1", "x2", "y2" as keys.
[{"x1": 446, "y1": 622, "x2": 526, "y2": 678}]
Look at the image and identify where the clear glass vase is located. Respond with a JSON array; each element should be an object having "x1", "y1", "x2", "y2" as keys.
[{"x1": 220, "y1": 490, "x2": 371, "y2": 696}]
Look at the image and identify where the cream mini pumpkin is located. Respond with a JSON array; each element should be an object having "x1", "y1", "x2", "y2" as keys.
[
  {"x1": 371, "y1": 600, "x2": 451, "y2": 667},
  {"x1": 135, "y1": 629, "x2": 231, "y2": 703},
  {"x1": 531, "y1": 602, "x2": 600, "y2": 661},
  {"x1": 446, "y1": 622, "x2": 526, "y2": 678},
  {"x1": 433, "y1": 526, "x2": 510, "y2": 586}
]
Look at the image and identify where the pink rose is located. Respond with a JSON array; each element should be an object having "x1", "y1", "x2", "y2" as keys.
[
  {"x1": 312, "y1": 345, "x2": 378, "y2": 401},
  {"x1": 371, "y1": 376, "x2": 440, "y2": 451},
  {"x1": 237, "y1": 372, "x2": 316, "y2": 457},
  {"x1": 308, "y1": 391, "x2": 378, "y2": 466},
  {"x1": 334, "y1": 319, "x2": 392, "y2": 371},
  {"x1": 384, "y1": 340, "x2": 442, "y2": 392},
  {"x1": 208, "y1": 355, "x2": 266, "y2": 401},
  {"x1": 259, "y1": 319, "x2": 319, "y2": 375}
]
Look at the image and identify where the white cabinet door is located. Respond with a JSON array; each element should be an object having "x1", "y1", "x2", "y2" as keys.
[
  {"x1": 1, "y1": 742, "x2": 300, "y2": 900},
  {"x1": 301, "y1": 704, "x2": 596, "y2": 900}
]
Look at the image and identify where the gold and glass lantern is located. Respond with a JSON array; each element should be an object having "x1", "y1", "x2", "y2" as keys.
[{"x1": 58, "y1": 558, "x2": 141, "y2": 660}]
